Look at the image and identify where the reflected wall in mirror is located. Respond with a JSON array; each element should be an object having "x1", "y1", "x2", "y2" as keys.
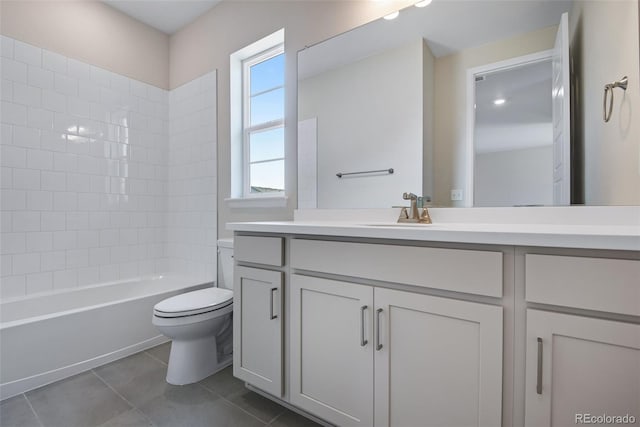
[{"x1": 297, "y1": 0, "x2": 640, "y2": 208}]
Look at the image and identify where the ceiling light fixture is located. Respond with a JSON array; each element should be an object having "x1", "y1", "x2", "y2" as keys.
[
  {"x1": 384, "y1": 11, "x2": 400, "y2": 20},
  {"x1": 414, "y1": 0, "x2": 432, "y2": 7},
  {"x1": 493, "y1": 98, "x2": 506, "y2": 106}
]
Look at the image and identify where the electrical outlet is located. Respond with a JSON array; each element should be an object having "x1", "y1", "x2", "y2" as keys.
[{"x1": 450, "y1": 189, "x2": 463, "y2": 201}]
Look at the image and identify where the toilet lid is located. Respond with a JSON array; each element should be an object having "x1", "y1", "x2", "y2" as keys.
[{"x1": 154, "y1": 288, "x2": 233, "y2": 318}]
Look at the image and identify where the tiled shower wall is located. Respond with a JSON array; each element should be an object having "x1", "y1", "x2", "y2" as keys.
[
  {"x1": 0, "y1": 36, "x2": 218, "y2": 298},
  {"x1": 167, "y1": 72, "x2": 217, "y2": 281}
]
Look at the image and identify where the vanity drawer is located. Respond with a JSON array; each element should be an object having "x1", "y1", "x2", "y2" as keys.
[
  {"x1": 525, "y1": 254, "x2": 640, "y2": 316},
  {"x1": 290, "y1": 239, "x2": 502, "y2": 297},
  {"x1": 235, "y1": 236, "x2": 284, "y2": 267}
]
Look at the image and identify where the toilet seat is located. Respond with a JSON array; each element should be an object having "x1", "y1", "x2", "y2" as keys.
[{"x1": 154, "y1": 288, "x2": 233, "y2": 318}]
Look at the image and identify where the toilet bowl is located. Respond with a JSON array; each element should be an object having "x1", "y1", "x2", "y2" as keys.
[{"x1": 152, "y1": 238, "x2": 234, "y2": 385}]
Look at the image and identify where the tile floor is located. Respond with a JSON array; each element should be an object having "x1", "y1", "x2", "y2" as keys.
[{"x1": 0, "y1": 343, "x2": 321, "y2": 427}]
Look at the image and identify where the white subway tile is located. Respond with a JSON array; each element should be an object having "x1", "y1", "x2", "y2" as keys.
[
  {"x1": 1, "y1": 36, "x2": 14, "y2": 59},
  {"x1": 1, "y1": 232, "x2": 25, "y2": 254},
  {"x1": 26, "y1": 150, "x2": 53, "y2": 170},
  {"x1": 12, "y1": 81, "x2": 41, "y2": 107},
  {"x1": 66, "y1": 136, "x2": 89, "y2": 155},
  {"x1": 77, "y1": 230, "x2": 99, "y2": 248},
  {"x1": 90, "y1": 65, "x2": 111, "y2": 88},
  {"x1": 40, "y1": 250, "x2": 66, "y2": 271},
  {"x1": 53, "y1": 230, "x2": 76, "y2": 250},
  {"x1": 1, "y1": 166, "x2": 13, "y2": 188},
  {"x1": 66, "y1": 211, "x2": 88, "y2": 230},
  {"x1": 78, "y1": 80, "x2": 100, "y2": 103},
  {"x1": 89, "y1": 247, "x2": 110, "y2": 266},
  {"x1": 26, "y1": 190, "x2": 53, "y2": 211},
  {"x1": 12, "y1": 252, "x2": 40, "y2": 274},
  {"x1": 41, "y1": 130, "x2": 67, "y2": 152},
  {"x1": 53, "y1": 152, "x2": 77, "y2": 172},
  {"x1": 66, "y1": 248, "x2": 88, "y2": 268},
  {"x1": 53, "y1": 268, "x2": 77, "y2": 289},
  {"x1": 110, "y1": 245, "x2": 129, "y2": 263},
  {"x1": 110, "y1": 73, "x2": 130, "y2": 94},
  {"x1": 26, "y1": 271, "x2": 53, "y2": 294},
  {"x1": 1, "y1": 145, "x2": 26, "y2": 167},
  {"x1": 27, "y1": 107, "x2": 54, "y2": 129},
  {"x1": 66, "y1": 173, "x2": 91, "y2": 193},
  {"x1": 77, "y1": 266, "x2": 99, "y2": 286},
  {"x1": 88, "y1": 211, "x2": 109, "y2": 229},
  {"x1": 1, "y1": 189, "x2": 25, "y2": 210},
  {"x1": 78, "y1": 193, "x2": 100, "y2": 211},
  {"x1": 12, "y1": 211, "x2": 40, "y2": 232},
  {"x1": 99, "y1": 264, "x2": 119, "y2": 282},
  {"x1": 14, "y1": 40, "x2": 41, "y2": 66},
  {"x1": 1, "y1": 101, "x2": 27, "y2": 125},
  {"x1": 88, "y1": 139, "x2": 109, "y2": 159},
  {"x1": 13, "y1": 126, "x2": 40, "y2": 148},
  {"x1": 130, "y1": 80, "x2": 148, "y2": 99},
  {"x1": 41, "y1": 211, "x2": 66, "y2": 231},
  {"x1": 119, "y1": 261, "x2": 138, "y2": 278},
  {"x1": 42, "y1": 89, "x2": 66, "y2": 113},
  {"x1": 1, "y1": 58, "x2": 27, "y2": 83},
  {"x1": 26, "y1": 231, "x2": 53, "y2": 252},
  {"x1": 27, "y1": 66, "x2": 54, "y2": 89},
  {"x1": 1, "y1": 254, "x2": 12, "y2": 276},
  {"x1": 0, "y1": 275, "x2": 26, "y2": 298},
  {"x1": 53, "y1": 191, "x2": 77, "y2": 211},
  {"x1": 54, "y1": 73, "x2": 78, "y2": 97},
  {"x1": 1, "y1": 211, "x2": 12, "y2": 232},
  {"x1": 42, "y1": 50, "x2": 67, "y2": 74},
  {"x1": 67, "y1": 97, "x2": 91, "y2": 119},
  {"x1": 41, "y1": 171, "x2": 66, "y2": 191},
  {"x1": 67, "y1": 59, "x2": 91, "y2": 81},
  {"x1": 99, "y1": 229, "x2": 119, "y2": 246},
  {"x1": 2, "y1": 79, "x2": 13, "y2": 102},
  {"x1": 13, "y1": 168, "x2": 40, "y2": 190}
]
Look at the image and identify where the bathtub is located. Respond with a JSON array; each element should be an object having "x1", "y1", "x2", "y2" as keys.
[{"x1": 0, "y1": 275, "x2": 210, "y2": 400}]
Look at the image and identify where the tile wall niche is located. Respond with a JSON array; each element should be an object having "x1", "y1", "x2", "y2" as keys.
[{"x1": 0, "y1": 36, "x2": 218, "y2": 299}]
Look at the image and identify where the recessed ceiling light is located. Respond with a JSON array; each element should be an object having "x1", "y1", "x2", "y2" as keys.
[
  {"x1": 384, "y1": 11, "x2": 400, "y2": 20},
  {"x1": 415, "y1": 0, "x2": 432, "y2": 7},
  {"x1": 493, "y1": 98, "x2": 506, "y2": 106}
]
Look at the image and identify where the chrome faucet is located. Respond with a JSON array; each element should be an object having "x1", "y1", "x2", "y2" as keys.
[{"x1": 398, "y1": 192, "x2": 432, "y2": 224}]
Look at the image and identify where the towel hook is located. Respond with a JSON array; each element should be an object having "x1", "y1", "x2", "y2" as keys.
[{"x1": 603, "y1": 76, "x2": 628, "y2": 122}]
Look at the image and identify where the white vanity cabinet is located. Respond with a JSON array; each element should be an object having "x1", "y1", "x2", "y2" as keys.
[
  {"x1": 233, "y1": 236, "x2": 285, "y2": 396},
  {"x1": 289, "y1": 239, "x2": 504, "y2": 427},
  {"x1": 523, "y1": 253, "x2": 640, "y2": 427}
]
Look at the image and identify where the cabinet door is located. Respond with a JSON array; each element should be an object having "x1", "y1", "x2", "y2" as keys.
[
  {"x1": 525, "y1": 309, "x2": 640, "y2": 427},
  {"x1": 290, "y1": 274, "x2": 374, "y2": 427},
  {"x1": 233, "y1": 266, "x2": 283, "y2": 396},
  {"x1": 374, "y1": 288, "x2": 503, "y2": 427}
]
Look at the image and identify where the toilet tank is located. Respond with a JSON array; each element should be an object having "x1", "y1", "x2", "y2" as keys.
[{"x1": 217, "y1": 238, "x2": 234, "y2": 290}]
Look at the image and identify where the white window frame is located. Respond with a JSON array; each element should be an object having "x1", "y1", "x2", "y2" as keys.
[
  {"x1": 242, "y1": 44, "x2": 285, "y2": 197},
  {"x1": 227, "y1": 29, "x2": 287, "y2": 208}
]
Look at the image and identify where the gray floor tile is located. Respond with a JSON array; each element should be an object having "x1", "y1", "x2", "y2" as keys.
[
  {"x1": 94, "y1": 352, "x2": 169, "y2": 408},
  {"x1": 137, "y1": 383, "x2": 265, "y2": 427},
  {"x1": 270, "y1": 409, "x2": 322, "y2": 427},
  {"x1": 98, "y1": 409, "x2": 154, "y2": 427},
  {"x1": 26, "y1": 371, "x2": 131, "y2": 427},
  {"x1": 200, "y1": 368, "x2": 285, "y2": 423},
  {"x1": 0, "y1": 394, "x2": 41, "y2": 427},
  {"x1": 145, "y1": 342, "x2": 170, "y2": 365}
]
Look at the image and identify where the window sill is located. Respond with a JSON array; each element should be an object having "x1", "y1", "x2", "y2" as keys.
[{"x1": 225, "y1": 195, "x2": 289, "y2": 209}]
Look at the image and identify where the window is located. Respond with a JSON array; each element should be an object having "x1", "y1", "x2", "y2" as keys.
[
  {"x1": 229, "y1": 29, "x2": 286, "y2": 205},
  {"x1": 242, "y1": 46, "x2": 285, "y2": 195}
]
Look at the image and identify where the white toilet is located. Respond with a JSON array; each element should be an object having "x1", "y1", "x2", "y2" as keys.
[{"x1": 152, "y1": 238, "x2": 235, "y2": 385}]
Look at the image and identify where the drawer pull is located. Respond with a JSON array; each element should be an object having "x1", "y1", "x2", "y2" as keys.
[
  {"x1": 360, "y1": 305, "x2": 368, "y2": 347},
  {"x1": 536, "y1": 337, "x2": 543, "y2": 395},
  {"x1": 376, "y1": 308, "x2": 383, "y2": 351},
  {"x1": 270, "y1": 287, "x2": 278, "y2": 320}
]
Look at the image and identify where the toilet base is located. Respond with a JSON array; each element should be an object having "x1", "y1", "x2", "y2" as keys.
[{"x1": 165, "y1": 337, "x2": 231, "y2": 385}]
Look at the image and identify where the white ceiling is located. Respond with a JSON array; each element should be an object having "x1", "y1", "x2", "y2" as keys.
[{"x1": 103, "y1": 0, "x2": 221, "y2": 34}]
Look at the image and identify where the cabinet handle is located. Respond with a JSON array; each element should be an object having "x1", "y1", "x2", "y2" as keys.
[
  {"x1": 376, "y1": 308, "x2": 383, "y2": 351},
  {"x1": 360, "y1": 305, "x2": 368, "y2": 347},
  {"x1": 270, "y1": 287, "x2": 278, "y2": 320},
  {"x1": 536, "y1": 337, "x2": 543, "y2": 395}
]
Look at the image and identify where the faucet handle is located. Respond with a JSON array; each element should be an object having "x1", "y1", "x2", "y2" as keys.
[{"x1": 402, "y1": 192, "x2": 417, "y2": 200}]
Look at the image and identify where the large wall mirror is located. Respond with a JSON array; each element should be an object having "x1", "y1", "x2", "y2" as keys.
[{"x1": 297, "y1": 0, "x2": 640, "y2": 209}]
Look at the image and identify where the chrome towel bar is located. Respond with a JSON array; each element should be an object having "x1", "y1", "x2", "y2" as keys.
[{"x1": 336, "y1": 168, "x2": 394, "y2": 178}]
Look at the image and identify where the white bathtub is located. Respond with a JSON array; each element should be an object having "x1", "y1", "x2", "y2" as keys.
[{"x1": 0, "y1": 274, "x2": 210, "y2": 400}]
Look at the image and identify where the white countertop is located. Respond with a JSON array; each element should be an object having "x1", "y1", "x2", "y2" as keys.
[{"x1": 227, "y1": 220, "x2": 640, "y2": 251}]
